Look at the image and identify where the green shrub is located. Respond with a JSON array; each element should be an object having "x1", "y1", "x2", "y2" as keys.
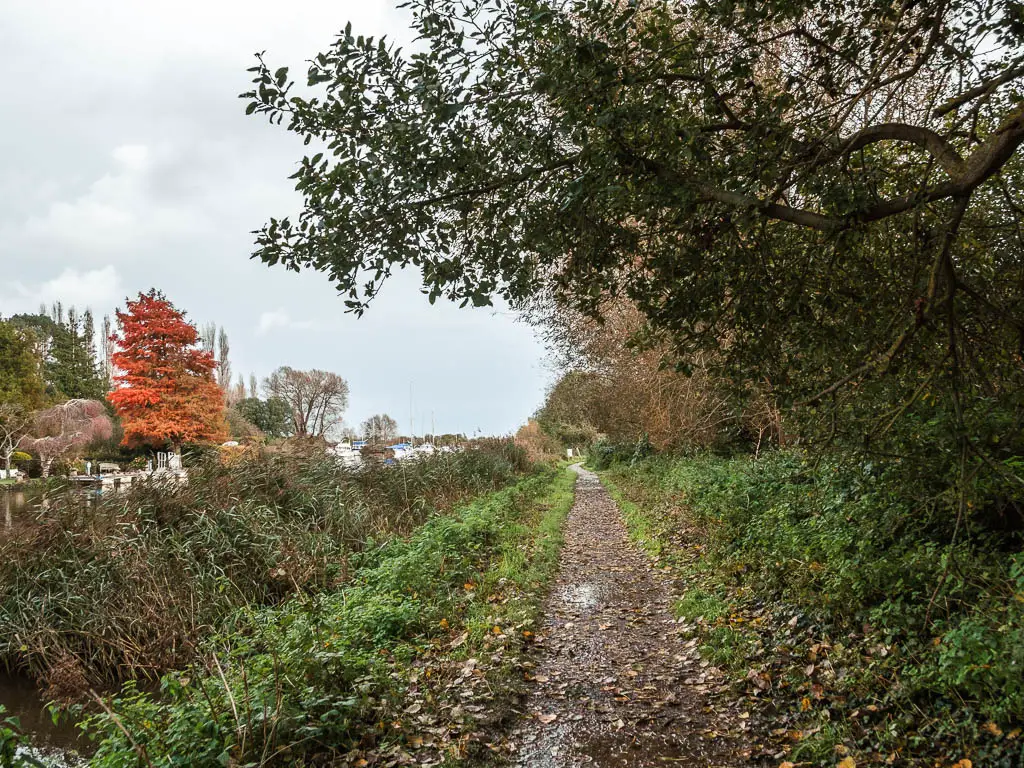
[{"x1": 606, "y1": 449, "x2": 1024, "y2": 759}]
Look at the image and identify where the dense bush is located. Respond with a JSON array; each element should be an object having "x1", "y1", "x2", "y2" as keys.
[
  {"x1": 0, "y1": 446, "x2": 526, "y2": 696},
  {"x1": 607, "y1": 451, "x2": 1024, "y2": 760},
  {"x1": 587, "y1": 435, "x2": 654, "y2": 470}
]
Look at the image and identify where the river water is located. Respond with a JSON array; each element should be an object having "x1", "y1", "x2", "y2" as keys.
[
  {"x1": 1, "y1": 489, "x2": 90, "y2": 766},
  {"x1": 2, "y1": 488, "x2": 35, "y2": 532}
]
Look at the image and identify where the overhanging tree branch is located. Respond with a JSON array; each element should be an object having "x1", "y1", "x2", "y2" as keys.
[
  {"x1": 839, "y1": 123, "x2": 966, "y2": 175},
  {"x1": 933, "y1": 60, "x2": 1024, "y2": 117}
]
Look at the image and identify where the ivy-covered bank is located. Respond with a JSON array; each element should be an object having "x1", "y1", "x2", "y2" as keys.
[
  {"x1": 16, "y1": 467, "x2": 575, "y2": 767},
  {"x1": 601, "y1": 453, "x2": 1024, "y2": 768}
]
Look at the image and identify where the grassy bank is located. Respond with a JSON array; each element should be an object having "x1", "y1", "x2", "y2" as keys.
[
  {"x1": 0, "y1": 446, "x2": 528, "y2": 698},
  {"x1": 62, "y1": 465, "x2": 575, "y2": 766},
  {"x1": 601, "y1": 452, "x2": 1023, "y2": 767}
]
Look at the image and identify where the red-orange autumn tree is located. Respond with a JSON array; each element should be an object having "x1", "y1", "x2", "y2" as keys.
[{"x1": 108, "y1": 290, "x2": 227, "y2": 453}]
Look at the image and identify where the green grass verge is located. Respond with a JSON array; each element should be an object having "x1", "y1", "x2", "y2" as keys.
[{"x1": 66, "y1": 467, "x2": 575, "y2": 767}]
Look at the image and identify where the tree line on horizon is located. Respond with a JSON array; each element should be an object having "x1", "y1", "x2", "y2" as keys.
[{"x1": 0, "y1": 290, "x2": 365, "y2": 477}]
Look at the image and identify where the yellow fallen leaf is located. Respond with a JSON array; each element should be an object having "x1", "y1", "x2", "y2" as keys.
[
  {"x1": 800, "y1": 696, "x2": 812, "y2": 712},
  {"x1": 837, "y1": 758, "x2": 856, "y2": 768},
  {"x1": 779, "y1": 763, "x2": 796, "y2": 768},
  {"x1": 984, "y1": 721, "x2": 1004, "y2": 737},
  {"x1": 492, "y1": 625, "x2": 503, "y2": 635},
  {"x1": 953, "y1": 760, "x2": 972, "y2": 768},
  {"x1": 1008, "y1": 728, "x2": 1021, "y2": 740},
  {"x1": 438, "y1": 618, "x2": 449, "y2": 629}
]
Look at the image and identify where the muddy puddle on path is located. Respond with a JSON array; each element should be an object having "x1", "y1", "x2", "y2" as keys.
[{"x1": 508, "y1": 466, "x2": 749, "y2": 767}]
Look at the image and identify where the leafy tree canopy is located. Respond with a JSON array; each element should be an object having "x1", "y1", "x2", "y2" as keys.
[
  {"x1": 19, "y1": 399, "x2": 113, "y2": 477},
  {"x1": 235, "y1": 396, "x2": 294, "y2": 438},
  {"x1": 0, "y1": 320, "x2": 45, "y2": 410},
  {"x1": 245, "y1": 0, "x2": 1024, "y2": 439},
  {"x1": 10, "y1": 309, "x2": 106, "y2": 401},
  {"x1": 108, "y1": 290, "x2": 228, "y2": 452}
]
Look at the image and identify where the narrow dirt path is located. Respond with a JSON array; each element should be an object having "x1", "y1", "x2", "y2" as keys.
[{"x1": 508, "y1": 466, "x2": 749, "y2": 767}]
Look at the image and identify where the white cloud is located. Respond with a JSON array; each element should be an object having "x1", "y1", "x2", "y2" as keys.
[
  {"x1": 257, "y1": 309, "x2": 318, "y2": 335},
  {"x1": 18, "y1": 143, "x2": 205, "y2": 258},
  {"x1": 111, "y1": 143, "x2": 150, "y2": 171},
  {"x1": 0, "y1": 265, "x2": 123, "y2": 316},
  {"x1": 0, "y1": 1, "x2": 548, "y2": 434}
]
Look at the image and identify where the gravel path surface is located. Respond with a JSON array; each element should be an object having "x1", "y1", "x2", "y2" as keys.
[{"x1": 509, "y1": 465, "x2": 748, "y2": 767}]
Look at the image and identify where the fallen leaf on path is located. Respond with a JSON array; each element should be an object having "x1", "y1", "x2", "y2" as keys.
[{"x1": 537, "y1": 713, "x2": 558, "y2": 724}]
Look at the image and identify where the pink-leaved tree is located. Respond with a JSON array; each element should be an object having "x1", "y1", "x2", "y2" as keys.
[{"x1": 19, "y1": 400, "x2": 113, "y2": 477}]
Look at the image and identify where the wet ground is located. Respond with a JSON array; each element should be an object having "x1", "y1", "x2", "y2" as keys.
[
  {"x1": 2, "y1": 490, "x2": 89, "y2": 766},
  {"x1": 0, "y1": 673, "x2": 87, "y2": 767},
  {"x1": 508, "y1": 466, "x2": 749, "y2": 767}
]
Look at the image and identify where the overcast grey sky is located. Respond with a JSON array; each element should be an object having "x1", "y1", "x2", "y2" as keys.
[{"x1": 0, "y1": 1, "x2": 550, "y2": 436}]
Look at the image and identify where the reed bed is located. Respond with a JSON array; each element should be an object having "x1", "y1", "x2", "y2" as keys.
[{"x1": 0, "y1": 444, "x2": 527, "y2": 698}]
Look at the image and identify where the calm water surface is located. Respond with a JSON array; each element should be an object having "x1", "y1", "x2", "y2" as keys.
[{"x1": 2, "y1": 488, "x2": 37, "y2": 531}]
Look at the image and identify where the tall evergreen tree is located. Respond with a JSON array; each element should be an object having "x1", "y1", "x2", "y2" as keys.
[
  {"x1": 0, "y1": 320, "x2": 45, "y2": 410},
  {"x1": 101, "y1": 314, "x2": 115, "y2": 386},
  {"x1": 10, "y1": 309, "x2": 107, "y2": 400},
  {"x1": 48, "y1": 308, "x2": 106, "y2": 400}
]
